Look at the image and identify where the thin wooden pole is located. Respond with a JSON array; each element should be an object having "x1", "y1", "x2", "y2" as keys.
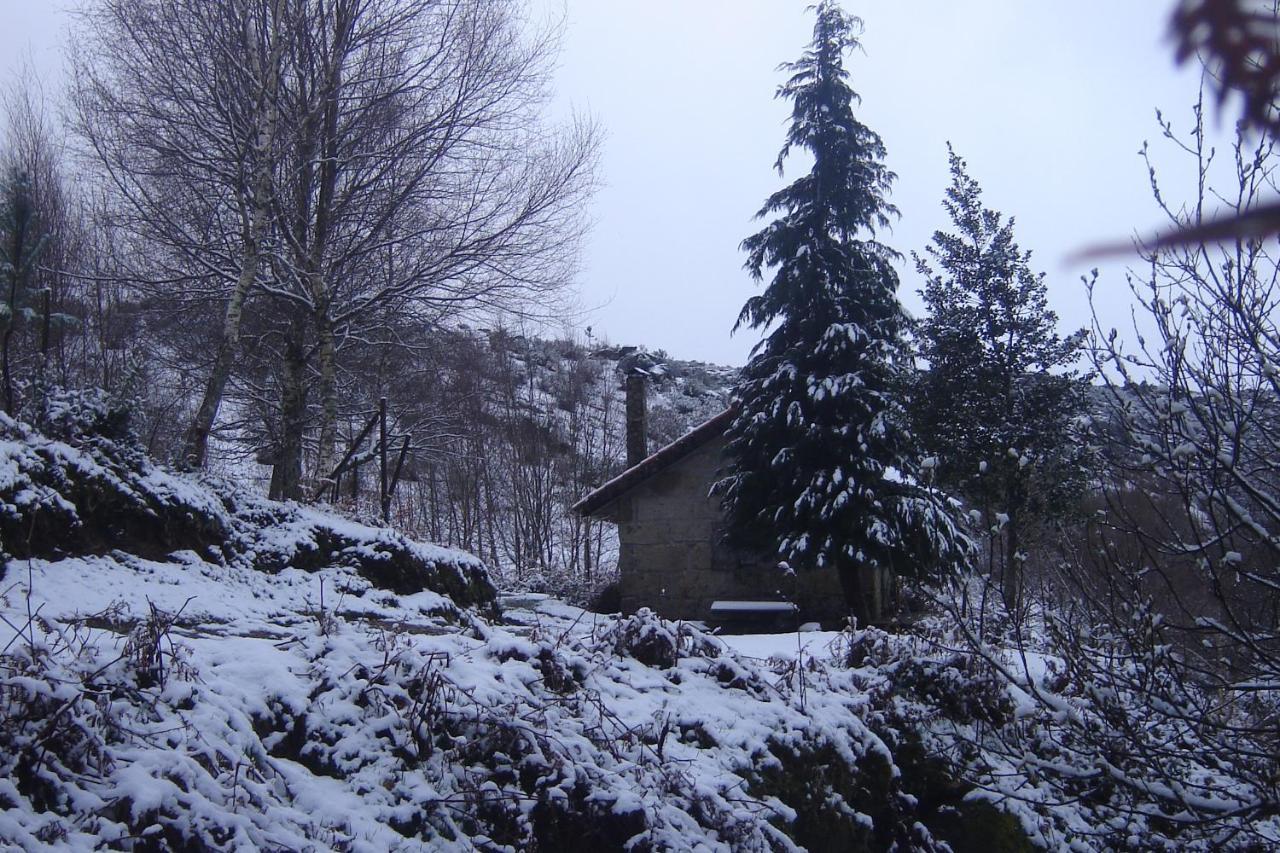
[
  {"x1": 388, "y1": 434, "x2": 410, "y2": 505},
  {"x1": 312, "y1": 408, "x2": 379, "y2": 502},
  {"x1": 379, "y1": 397, "x2": 389, "y2": 522}
]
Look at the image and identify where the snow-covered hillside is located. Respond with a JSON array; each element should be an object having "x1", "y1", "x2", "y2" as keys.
[
  {"x1": 5, "y1": 391, "x2": 1278, "y2": 851},
  {"x1": 0, "y1": 391, "x2": 1048, "y2": 852}
]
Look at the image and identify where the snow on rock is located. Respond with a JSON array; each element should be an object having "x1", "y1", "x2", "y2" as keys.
[{"x1": 0, "y1": 398, "x2": 495, "y2": 613}]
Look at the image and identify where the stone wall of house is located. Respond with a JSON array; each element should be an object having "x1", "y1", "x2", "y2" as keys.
[{"x1": 613, "y1": 435, "x2": 847, "y2": 625}]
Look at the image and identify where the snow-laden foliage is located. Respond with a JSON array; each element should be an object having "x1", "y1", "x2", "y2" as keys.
[
  {"x1": 717, "y1": 1, "x2": 967, "y2": 626},
  {"x1": 920, "y1": 580, "x2": 1280, "y2": 850},
  {"x1": 1002, "y1": 104, "x2": 1280, "y2": 845}
]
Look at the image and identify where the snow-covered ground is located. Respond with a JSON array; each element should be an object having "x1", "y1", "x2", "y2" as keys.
[
  {"x1": 0, "y1": 543, "x2": 947, "y2": 851},
  {"x1": 716, "y1": 630, "x2": 845, "y2": 662},
  {"x1": 10, "y1": 535, "x2": 1278, "y2": 850},
  {"x1": 7, "y1": 401, "x2": 1276, "y2": 850}
]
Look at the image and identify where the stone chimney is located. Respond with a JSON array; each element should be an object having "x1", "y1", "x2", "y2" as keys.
[{"x1": 625, "y1": 372, "x2": 647, "y2": 468}]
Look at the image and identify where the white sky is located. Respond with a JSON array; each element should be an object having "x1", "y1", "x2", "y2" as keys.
[
  {"x1": 534, "y1": 1, "x2": 1238, "y2": 365},
  {"x1": 2, "y1": 1, "x2": 1243, "y2": 366}
]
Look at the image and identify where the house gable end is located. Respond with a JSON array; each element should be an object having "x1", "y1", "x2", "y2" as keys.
[{"x1": 572, "y1": 408, "x2": 734, "y2": 519}]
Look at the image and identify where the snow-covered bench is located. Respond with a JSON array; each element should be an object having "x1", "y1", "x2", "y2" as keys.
[
  {"x1": 709, "y1": 600, "x2": 798, "y2": 633},
  {"x1": 709, "y1": 600, "x2": 797, "y2": 616}
]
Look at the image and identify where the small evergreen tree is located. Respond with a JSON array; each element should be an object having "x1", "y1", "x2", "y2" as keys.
[
  {"x1": 716, "y1": 2, "x2": 966, "y2": 626},
  {"x1": 913, "y1": 147, "x2": 1090, "y2": 612},
  {"x1": 0, "y1": 168, "x2": 47, "y2": 415}
]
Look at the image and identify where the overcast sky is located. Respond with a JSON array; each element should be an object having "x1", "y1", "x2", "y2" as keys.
[
  {"x1": 534, "y1": 0, "x2": 1236, "y2": 365},
  {"x1": 2, "y1": 1, "x2": 1240, "y2": 366}
]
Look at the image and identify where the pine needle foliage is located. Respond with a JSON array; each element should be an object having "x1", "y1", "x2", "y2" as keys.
[
  {"x1": 913, "y1": 148, "x2": 1090, "y2": 608},
  {"x1": 716, "y1": 2, "x2": 966, "y2": 625}
]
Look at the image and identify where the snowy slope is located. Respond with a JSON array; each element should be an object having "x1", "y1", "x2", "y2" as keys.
[
  {"x1": 10, "y1": 393, "x2": 1267, "y2": 850},
  {"x1": 0, "y1": 397, "x2": 1006, "y2": 851},
  {"x1": 0, "y1": 553, "x2": 979, "y2": 851}
]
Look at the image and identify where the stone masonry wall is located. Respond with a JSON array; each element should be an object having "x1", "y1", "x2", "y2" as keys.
[{"x1": 615, "y1": 436, "x2": 846, "y2": 624}]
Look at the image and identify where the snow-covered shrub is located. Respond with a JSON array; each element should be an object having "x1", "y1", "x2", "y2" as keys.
[
  {"x1": 601, "y1": 607, "x2": 720, "y2": 668},
  {"x1": 913, "y1": 577, "x2": 1280, "y2": 850},
  {"x1": 0, "y1": 600, "x2": 207, "y2": 849},
  {"x1": 27, "y1": 387, "x2": 137, "y2": 455},
  {"x1": 121, "y1": 599, "x2": 197, "y2": 689}
]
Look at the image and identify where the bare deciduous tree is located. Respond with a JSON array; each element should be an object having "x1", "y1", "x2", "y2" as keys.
[
  {"x1": 938, "y1": 95, "x2": 1280, "y2": 841},
  {"x1": 72, "y1": 0, "x2": 290, "y2": 466},
  {"x1": 260, "y1": 0, "x2": 597, "y2": 497},
  {"x1": 72, "y1": 0, "x2": 598, "y2": 497}
]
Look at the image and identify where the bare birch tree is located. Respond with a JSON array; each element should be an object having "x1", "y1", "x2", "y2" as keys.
[
  {"x1": 72, "y1": 0, "x2": 290, "y2": 467},
  {"x1": 262, "y1": 0, "x2": 597, "y2": 498},
  {"x1": 73, "y1": 0, "x2": 597, "y2": 496}
]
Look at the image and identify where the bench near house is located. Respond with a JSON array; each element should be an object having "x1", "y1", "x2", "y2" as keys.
[{"x1": 572, "y1": 376, "x2": 846, "y2": 628}]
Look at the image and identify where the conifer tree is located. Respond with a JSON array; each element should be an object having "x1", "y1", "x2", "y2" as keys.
[
  {"x1": 913, "y1": 148, "x2": 1090, "y2": 612},
  {"x1": 0, "y1": 169, "x2": 47, "y2": 415},
  {"x1": 716, "y1": 2, "x2": 966, "y2": 626}
]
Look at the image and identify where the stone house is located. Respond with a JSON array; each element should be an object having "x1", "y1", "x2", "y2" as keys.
[{"x1": 572, "y1": 379, "x2": 846, "y2": 627}]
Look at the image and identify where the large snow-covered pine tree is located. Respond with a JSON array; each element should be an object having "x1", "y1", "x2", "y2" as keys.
[{"x1": 715, "y1": 1, "x2": 966, "y2": 626}]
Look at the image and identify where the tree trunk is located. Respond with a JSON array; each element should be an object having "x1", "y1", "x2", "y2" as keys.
[
  {"x1": 181, "y1": 0, "x2": 283, "y2": 468},
  {"x1": 1002, "y1": 509, "x2": 1023, "y2": 616},
  {"x1": 303, "y1": 4, "x2": 348, "y2": 492},
  {"x1": 273, "y1": 331, "x2": 307, "y2": 501},
  {"x1": 182, "y1": 259, "x2": 256, "y2": 467},
  {"x1": 314, "y1": 308, "x2": 337, "y2": 481},
  {"x1": 837, "y1": 562, "x2": 891, "y2": 627},
  {"x1": 2, "y1": 197, "x2": 30, "y2": 415}
]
